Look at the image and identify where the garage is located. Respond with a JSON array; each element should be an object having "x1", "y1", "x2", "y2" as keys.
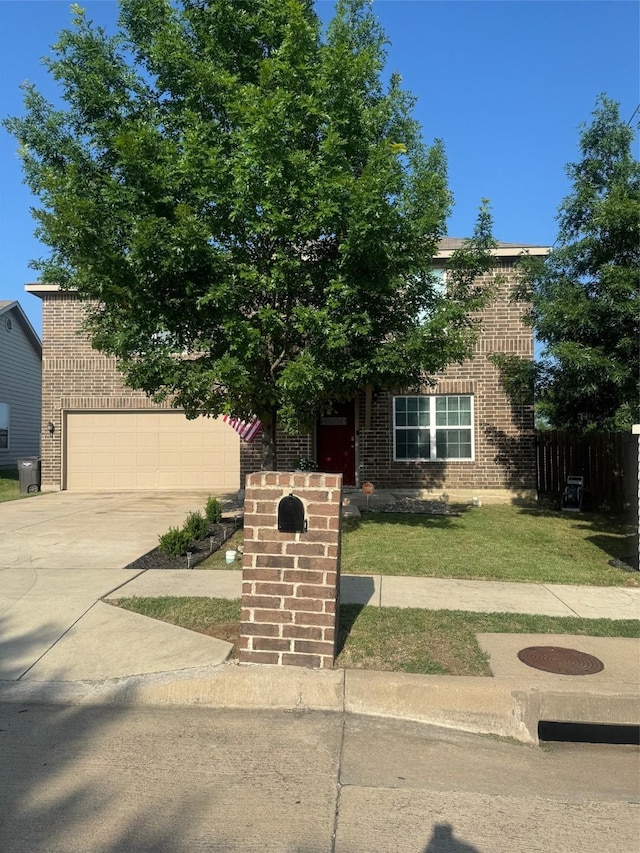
[{"x1": 64, "y1": 411, "x2": 240, "y2": 491}]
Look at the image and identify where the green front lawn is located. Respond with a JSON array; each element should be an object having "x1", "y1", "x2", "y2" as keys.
[
  {"x1": 0, "y1": 470, "x2": 30, "y2": 503},
  {"x1": 341, "y1": 505, "x2": 639, "y2": 586},
  {"x1": 109, "y1": 596, "x2": 640, "y2": 676},
  {"x1": 200, "y1": 504, "x2": 638, "y2": 586}
]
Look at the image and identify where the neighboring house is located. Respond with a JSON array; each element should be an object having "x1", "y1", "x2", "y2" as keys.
[
  {"x1": 26, "y1": 239, "x2": 548, "y2": 499},
  {"x1": 0, "y1": 301, "x2": 42, "y2": 470}
]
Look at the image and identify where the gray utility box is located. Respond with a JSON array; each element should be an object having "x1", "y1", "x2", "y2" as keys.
[{"x1": 17, "y1": 457, "x2": 41, "y2": 493}]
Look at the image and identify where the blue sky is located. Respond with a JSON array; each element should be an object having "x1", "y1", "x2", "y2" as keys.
[{"x1": 1, "y1": 0, "x2": 638, "y2": 337}]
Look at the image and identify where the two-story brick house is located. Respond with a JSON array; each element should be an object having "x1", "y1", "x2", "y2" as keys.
[{"x1": 27, "y1": 238, "x2": 547, "y2": 499}]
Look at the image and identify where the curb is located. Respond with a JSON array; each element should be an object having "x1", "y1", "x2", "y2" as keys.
[{"x1": 1, "y1": 664, "x2": 637, "y2": 745}]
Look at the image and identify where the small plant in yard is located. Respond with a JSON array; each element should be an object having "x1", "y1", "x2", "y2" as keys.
[
  {"x1": 183, "y1": 510, "x2": 208, "y2": 541},
  {"x1": 293, "y1": 456, "x2": 318, "y2": 471},
  {"x1": 205, "y1": 495, "x2": 222, "y2": 524},
  {"x1": 158, "y1": 526, "x2": 192, "y2": 557}
]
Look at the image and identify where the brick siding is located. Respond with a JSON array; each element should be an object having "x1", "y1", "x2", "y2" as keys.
[
  {"x1": 39, "y1": 293, "x2": 174, "y2": 487},
  {"x1": 37, "y1": 252, "x2": 536, "y2": 493},
  {"x1": 240, "y1": 472, "x2": 342, "y2": 668},
  {"x1": 242, "y1": 260, "x2": 536, "y2": 492}
]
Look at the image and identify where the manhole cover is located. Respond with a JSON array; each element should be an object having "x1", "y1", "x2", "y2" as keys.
[{"x1": 517, "y1": 646, "x2": 604, "y2": 675}]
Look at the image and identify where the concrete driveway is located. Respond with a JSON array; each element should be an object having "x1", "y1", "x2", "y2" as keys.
[
  {"x1": 0, "y1": 490, "x2": 232, "y2": 570},
  {"x1": 0, "y1": 490, "x2": 235, "y2": 681}
]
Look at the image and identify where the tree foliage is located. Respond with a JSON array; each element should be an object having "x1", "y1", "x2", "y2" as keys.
[
  {"x1": 6, "y1": 0, "x2": 496, "y2": 466},
  {"x1": 515, "y1": 96, "x2": 639, "y2": 433}
]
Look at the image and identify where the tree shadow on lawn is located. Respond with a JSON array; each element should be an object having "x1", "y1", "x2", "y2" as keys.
[
  {"x1": 583, "y1": 531, "x2": 639, "y2": 570},
  {"x1": 344, "y1": 505, "x2": 472, "y2": 533},
  {"x1": 517, "y1": 506, "x2": 639, "y2": 571}
]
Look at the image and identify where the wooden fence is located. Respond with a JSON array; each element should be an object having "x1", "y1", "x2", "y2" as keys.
[{"x1": 536, "y1": 430, "x2": 639, "y2": 512}]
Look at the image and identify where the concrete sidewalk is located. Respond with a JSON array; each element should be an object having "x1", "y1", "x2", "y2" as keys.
[
  {"x1": 115, "y1": 568, "x2": 640, "y2": 620},
  {"x1": 1, "y1": 566, "x2": 638, "y2": 744},
  {"x1": 2, "y1": 489, "x2": 637, "y2": 744}
]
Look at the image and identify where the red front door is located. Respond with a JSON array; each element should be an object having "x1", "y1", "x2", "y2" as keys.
[{"x1": 316, "y1": 401, "x2": 356, "y2": 486}]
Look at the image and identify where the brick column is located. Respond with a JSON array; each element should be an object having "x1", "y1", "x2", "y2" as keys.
[{"x1": 240, "y1": 471, "x2": 342, "y2": 669}]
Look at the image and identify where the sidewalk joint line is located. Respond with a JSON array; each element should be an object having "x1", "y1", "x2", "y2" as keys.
[
  {"x1": 102, "y1": 569, "x2": 148, "y2": 599},
  {"x1": 17, "y1": 599, "x2": 103, "y2": 681},
  {"x1": 542, "y1": 584, "x2": 581, "y2": 618},
  {"x1": 331, "y1": 677, "x2": 347, "y2": 853}
]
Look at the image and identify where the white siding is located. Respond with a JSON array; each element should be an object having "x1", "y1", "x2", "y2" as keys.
[{"x1": 0, "y1": 308, "x2": 42, "y2": 468}]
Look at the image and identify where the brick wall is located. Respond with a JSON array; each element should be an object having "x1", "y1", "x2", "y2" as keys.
[
  {"x1": 38, "y1": 292, "x2": 173, "y2": 487},
  {"x1": 242, "y1": 261, "x2": 536, "y2": 493},
  {"x1": 240, "y1": 471, "x2": 342, "y2": 669},
  {"x1": 240, "y1": 430, "x2": 313, "y2": 486},
  {"x1": 37, "y1": 252, "x2": 535, "y2": 493}
]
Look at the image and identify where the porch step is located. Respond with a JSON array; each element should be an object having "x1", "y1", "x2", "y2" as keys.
[
  {"x1": 342, "y1": 489, "x2": 396, "y2": 509},
  {"x1": 342, "y1": 503, "x2": 361, "y2": 519}
]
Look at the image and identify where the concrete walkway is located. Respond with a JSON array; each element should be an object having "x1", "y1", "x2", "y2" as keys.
[
  {"x1": 0, "y1": 489, "x2": 235, "y2": 569},
  {"x1": 1, "y1": 490, "x2": 638, "y2": 743},
  {"x1": 1, "y1": 565, "x2": 638, "y2": 743},
  {"x1": 116, "y1": 568, "x2": 640, "y2": 620}
]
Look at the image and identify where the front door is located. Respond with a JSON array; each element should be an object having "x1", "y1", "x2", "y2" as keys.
[{"x1": 316, "y1": 401, "x2": 356, "y2": 486}]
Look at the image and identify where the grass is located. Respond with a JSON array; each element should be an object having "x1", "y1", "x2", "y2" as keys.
[
  {"x1": 109, "y1": 596, "x2": 640, "y2": 677},
  {"x1": 341, "y1": 504, "x2": 639, "y2": 587},
  {"x1": 198, "y1": 530, "x2": 244, "y2": 569},
  {"x1": 198, "y1": 504, "x2": 638, "y2": 586},
  {"x1": 0, "y1": 469, "x2": 34, "y2": 503}
]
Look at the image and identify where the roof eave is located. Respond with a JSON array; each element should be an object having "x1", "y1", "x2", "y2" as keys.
[
  {"x1": 435, "y1": 246, "x2": 551, "y2": 260},
  {"x1": 0, "y1": 299, "x2": 42, "y2": 357}
]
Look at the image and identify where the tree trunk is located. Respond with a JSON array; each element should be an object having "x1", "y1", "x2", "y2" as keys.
[{"x1": 260, "y1": 409, "x2": 277, "y2": 470}]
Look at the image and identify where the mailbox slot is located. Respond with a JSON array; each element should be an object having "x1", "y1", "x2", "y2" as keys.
[{"x1": 278, "y1": 494, "x2": 307, "y2": 533}]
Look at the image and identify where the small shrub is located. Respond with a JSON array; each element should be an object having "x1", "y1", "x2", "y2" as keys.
[
  {"x1": 292, "y1": 457, "x2": 318, "y2": 471},
  {"x1": 184, "y1": 510, "x2": 208, "y2": 541},
  {"x1": 205, "y1": 496, "x2": 222, "y2": 524},
  {"x1": 158, "y1": 526, "x2": 192, "y2": 557}
]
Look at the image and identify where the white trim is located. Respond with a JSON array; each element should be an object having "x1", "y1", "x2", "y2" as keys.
[
  {"x1": 24, "y1": 283, "x2": 62, "y2": 294},
  {"x1": 0, "y1": 300, "x2": 42, "y2": 354},
  {"x1": 393, "y1": 394, "x2": 475, "y2": 462},
  {"x1": 0, "y1": 402, "x2": 10, "y2": 452},
  {"x1": 435, "y1": 246, "x2": 550, "y2": 260}
]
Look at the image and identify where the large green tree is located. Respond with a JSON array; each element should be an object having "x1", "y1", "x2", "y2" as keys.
[
  {"x1": 6, "y1": 0, "x2": 495, "y2": 467},
  {"x1": 515, "y1": 96, "x2": 639, "y2": 432}
]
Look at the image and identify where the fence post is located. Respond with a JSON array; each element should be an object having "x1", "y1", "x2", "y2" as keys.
[{"x1": 633, "y1": 425, "x2": 639, "y2": 569}]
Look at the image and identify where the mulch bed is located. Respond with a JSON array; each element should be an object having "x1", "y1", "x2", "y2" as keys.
[
  {"x1": 360, "y1": 498, "x2": 457, "y2": 516},
  {"x1": 124, "y1": 495, "x2": 458, "y2": 571},
  {"x1": 124, "y1": 517, "x2": 241, "y2": 571}
]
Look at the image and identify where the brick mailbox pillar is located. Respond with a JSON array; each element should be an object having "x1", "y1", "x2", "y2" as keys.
[{"x1": 240, "y1": 471, "x2": 343, "y2": 668}]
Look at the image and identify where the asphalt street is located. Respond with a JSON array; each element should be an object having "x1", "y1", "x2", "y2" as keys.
[{"x1": 1, "y1": 704, "x2": 638, "y2": 852}]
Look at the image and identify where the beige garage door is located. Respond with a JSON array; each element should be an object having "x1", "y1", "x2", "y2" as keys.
[{"x1": 65, "y1": 412, "x2": 240, "y2": 491}]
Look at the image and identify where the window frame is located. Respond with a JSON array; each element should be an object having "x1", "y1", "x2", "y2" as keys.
[
  {"x1": 393, "y1": 394, "x2": 474, "y2": 462},
  {"x1": 416, "y1": 267, "x2": 447, "y2": 325},
  {"x1": 0, "y1": 402, "x2": 9, "y2": 451}
]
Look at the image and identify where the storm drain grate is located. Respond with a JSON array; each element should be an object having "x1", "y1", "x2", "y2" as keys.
[{"x1": 517, "y1": 646, "x2": 604, "y2": 675}]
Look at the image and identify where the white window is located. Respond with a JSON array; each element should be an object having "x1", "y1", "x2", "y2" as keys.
[
  {"x1": 0, "y1": 403, "x2": 9, "y2": 450},
  {"x1": 431, "y1": 267, "x2": 447, "y2": 295},
  {"x1": 394, "y1": 395, "x2": 473, "y2": 461},
  {"x1": 417, "y1": 268, "x2": 447, "y2": 324}
]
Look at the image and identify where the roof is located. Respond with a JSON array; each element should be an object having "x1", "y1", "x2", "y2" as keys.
[
  {"x1": 436, "y1": 237, "x2": 550, "y2": 259},
  {"x1": 26, "y1": 236, "x2": 551, "y2": 297},
  {"x1": 0, "y1": 300, "x2": 42, "y2": 357}
]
